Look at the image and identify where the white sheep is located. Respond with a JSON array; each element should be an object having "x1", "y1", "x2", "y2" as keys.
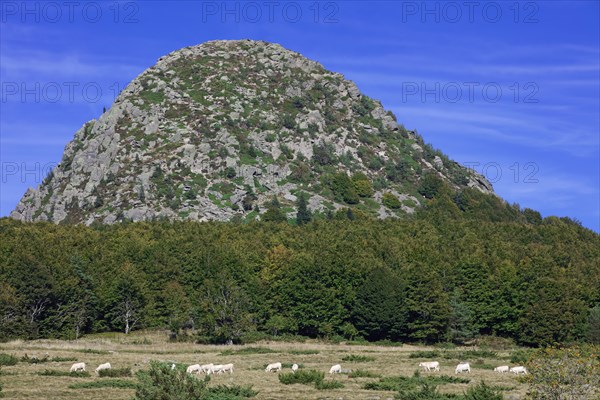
[
  {"x1": 70, "y1": 362, "x2": 86, "y2": 372},
  {"x1": 95, "y1": 362, "x2": 111, "y2": 374},
  {"x1": 329, "y1": 364, "x2": 341, "y2": 374},
  {"x1": 265, "y1": 362, "x2": 282, "y2": 372}
]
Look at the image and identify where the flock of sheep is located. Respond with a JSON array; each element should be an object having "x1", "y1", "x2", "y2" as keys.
[
  {"x1": 417, "y1": 361, "x2": 527, "y2": 374},
  {"x1": 67, "y1": 359, "x2": 528, "y2": 377}
]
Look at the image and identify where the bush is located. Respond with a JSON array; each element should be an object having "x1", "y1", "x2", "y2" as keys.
[
  {"x1": 527, "y1": 345, "x2": 600, "y2": 400},
  {"x1": 278, "y1": 369, "x2": 324, "y2": 385},
  {"x1": 21, "y1": 354, "x2": 49, "y2": 364},
  {"x1": 396, "y1": 383, "x2": 459, "y2": 400},
  {"x1": 349, "y1": 369, "x2": 381, "y2": 378},
  {"x1": 0, "y1": 354, "x2": 18, "y2": 366},
  {"x1": 219, "y1": 347, "x2": 277, "y2": 356},
  {"x1": 364, "y1": 372, "x2": 469, "y2": 391},
  {"x1": 463, "y1": 382, "x2": 503, "y2": 400},
  {"x1": 382, "y1": 192, "x2": 402, "y2": 209},
  {"x1": 68, "y1": 379, "x2": 137, "y2": 390},
  {"x1": 205, "y1": 384, "x2": 257, "y2": 399},
  {"x1": 287, "y1": 349, "x2": 319, "y2": 355},
  {"x1": 135, "y1": 361, "x2": 208, "y2": 399},
  {"x1": 341, "y1": 354, "x2": 375, "y2": 362},
  {"x1": 510, "y1": 349, "x2": 533, "y2": 364},
  {"x1": 50, "y1": 357, "x2": 77, "y2": 362},
  {"x1": 37, "y1": 369, "x2": 90, "y2": 378},
  {"x1": 78, "y1": 348, "x2": 109, "y2": 355},
  {"x1": 408, "y1": 351, "x2": 440, "y2": 359},
  {"x1": 315, "y1": 379, "x2": 344, "y2": 390},
  {"x1": 99, "y1": 367, "x2": 132, "y2": 377}
]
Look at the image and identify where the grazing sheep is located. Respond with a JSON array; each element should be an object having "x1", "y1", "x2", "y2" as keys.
[
  {"x1": 221, "y1": 363, "x2": 234, "y2": 374},
  {"x1": 510, "y1": 366, "x2": 527, "y2": 374},
  {"x1": 494, "y1": 365, "x2": 509, "y2": 373},
  {"x1": 329, "y1": 364, "x2": 341, "y2": 374},
  {"x1": 70, "y1": 362, "x2": 86, "y2": 372},
  {"x1": 200, "y1": 363, "x2": 214, "y2": 373},
  {"x1": 211, "y1": 364, "x2": 224, "y2": 374},
  {"x1": 291, "y1": 363, "x2": 299, "y2": 373},
  {"x1": 455, "y1": 363, "x2": 470, "y2": 374},
  {"x1": 418, "y1": 361, "x2": 440, "y2": 372},
  {"x1": 265, "y1": 362, "x2": 282, "y2": 372},
  {"x1": 186, "y1": 364, "x2": 202, "y2": 374},
  {"x1": 95, "y1": 362, "x2": 111, "y2": 374}
]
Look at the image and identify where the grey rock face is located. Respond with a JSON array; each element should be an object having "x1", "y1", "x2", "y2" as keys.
[{"x1": 11, "y1": 40, "x2": 494, "y2": 225}]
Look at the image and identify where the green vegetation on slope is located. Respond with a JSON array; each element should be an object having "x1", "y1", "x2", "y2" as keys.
[{"x1": 0, "y1": 209, "x2": 598, "y2": 347}]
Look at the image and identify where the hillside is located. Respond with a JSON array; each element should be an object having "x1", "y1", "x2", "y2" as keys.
[{"x1": 10, "y1": 40, "x2": 493, "y2": 224}]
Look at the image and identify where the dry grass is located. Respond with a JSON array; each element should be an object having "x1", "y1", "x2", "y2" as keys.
[{"x1": 0, "y1": 330, "x2": 529, "y2": 399}]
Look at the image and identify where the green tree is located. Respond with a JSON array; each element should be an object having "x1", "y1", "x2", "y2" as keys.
[
  {"x1": 447, "y1": 291, "x2": 477, "y2": 344},
  {"x1": 352, "y1": 267, "x2": 406, "y2": 341},
  {"x1": 106, "y1": 264, "x2": 146, "y2": 334},
  {"x1": 418, "y1": 173, "x2": 444, "y2": 199},
  {"x1": 405, "y1": 268, "x2": 451, "y2": 343},
  {"x1": 262, "y1": 197, "x2": 287, "y2": 223},
  {"x1": 296, "y1": 193, "x2": 312, "y2": 225},
  {"x1": 586, "y1": 304, "x2": 600, "y2": 344},
  {"x1": 198, "y1": 273, "x2": 254, "y2": 344}
]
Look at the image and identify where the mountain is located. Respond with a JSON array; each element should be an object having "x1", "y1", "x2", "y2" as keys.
[{"x1": 10, "y1": 39, "x2": 493, "y2": 225}]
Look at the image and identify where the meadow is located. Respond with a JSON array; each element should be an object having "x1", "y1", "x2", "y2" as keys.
[{"x1": 0, "y1": 330, "x2": 529, "y2": 399}]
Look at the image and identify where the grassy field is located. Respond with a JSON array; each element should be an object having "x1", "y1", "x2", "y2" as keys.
[{"x1": 0, "y1": 331, "x2": 529, "y2": 399}]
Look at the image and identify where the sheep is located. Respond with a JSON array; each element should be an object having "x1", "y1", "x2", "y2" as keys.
[
  {"x1": 510, "y1": 366, "x2": 527, "y2": 374},
  {"x1": 494, "y1": 365, "x2": 509, "y2": 373},
  {"x1": 455, "y1": 363, "x2": 470, "y2": 374},
  {"x1": 200, "y1": 363, "x2": 214, "y2": 374},
  {"x1": 291, "y1": 363, "x2": 299, "y2": 373},
  {"x1": 221, "y1": 363, "x2": 234, "y2": 374},
  {"x1": 95, "y1": 362, "x2": 111, "y2": 374},
  {"x1": 211, "y1": 364, "x2": 224, "y2": 374},
  {"x1": 418, "y1": 361, "x2": 440, "y2": 372},
  {"x1": 329, "y1": 364, "x2": 341, "y2": 374},
  {"x1": 265, "y1": 362, "x2": 282, "y2": 372},
  {"x1": 70, "y1": 362, "x2": 86, "y2": 372},
  {"x1": 186, "y1": 364, "x2": 202, "y2": 374}
]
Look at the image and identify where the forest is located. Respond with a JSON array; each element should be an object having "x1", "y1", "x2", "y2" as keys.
[{"x1": 1, "y1": 192, "x2": 599, "y2": 348}]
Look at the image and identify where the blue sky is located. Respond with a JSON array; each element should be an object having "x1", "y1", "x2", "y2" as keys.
[{"x1": 1, "y1": 1, "x2": 599, "y2": 231}]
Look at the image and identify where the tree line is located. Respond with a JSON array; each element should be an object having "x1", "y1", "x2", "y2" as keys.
[{"x1": 0, "y1": 206, "x2": 598, "y2": 347}]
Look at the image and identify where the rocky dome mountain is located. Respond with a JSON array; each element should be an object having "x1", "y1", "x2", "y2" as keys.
[{"x1": 11, "y1": 40, "x2": 493, "y2": 224}]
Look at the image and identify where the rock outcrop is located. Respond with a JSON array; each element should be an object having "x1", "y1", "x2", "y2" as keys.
[{"x1": 11, "y1": 40, "x2": 493, "y2": 224}]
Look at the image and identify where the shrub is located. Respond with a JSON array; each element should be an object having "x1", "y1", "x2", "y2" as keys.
[
  {"x1": 134, "y1": 361, "x2": 207, "y2": 400},
  {"x1": 463, "y1": 382, "x2": 503, "y2": 400},
  {"x1": 78, "y1": 348, "x2": 109, "y2": 355},
  {"x1": 382, "y1": 193, "x2": 402, "y2": 209},
  {"x1": 341, "y1": 354, "x2": 375, "y2": 362},
  {"x1": 527, "y1": 345, "x2": 600, "y2": 400},
  {"x1": 349, "y1": 369, "x2": 381, "y2": 378},
  {"x1": 99, "y1": 367, "x2": 132, "y2": 377},
  {"x1": 456, "y1": 350, "x2": 497, "y2": 359},
  {"x1": 408, "y1": 351, "x2": 440, "y2": 359},
  {"x1": 278, "y1": 369, "x2": 324, "y2": 385},
  {"x1": 50, "y1": 357, "x2": 77, "y2": 362},
  {"x1": 205, "y1": 385, "x2": 257, "y2": 399},
  {"x1": 37, "y1": 369, "x2": 90, "y2": 378},
  {"x1": 510, "y1": 349, "x2": 533, "y2": 364},
  {"x1": 364, "y1": 372, "x2": 469, "y2": 391},
  {"x1": 287, "y1": 349, "x2": 319, "y2": 355},
  {"x1": 0, "y1": 354, "x2": 18, "y2": 366},
  {"x1": 21, "y1": 354, "x2": 49, "y2": 364},
  {"x1": 315, "y1": 379, "x2": 344, "y2": 390},
  {"x1": 396, "y1": 382, "x2": 458, "y2": 400},
  {"x1": 68, "y1": 379, "x2": 137, "y2": 390},
  {"x1": 219, "y1": 347, "x2": 277, "y2": 356}
]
